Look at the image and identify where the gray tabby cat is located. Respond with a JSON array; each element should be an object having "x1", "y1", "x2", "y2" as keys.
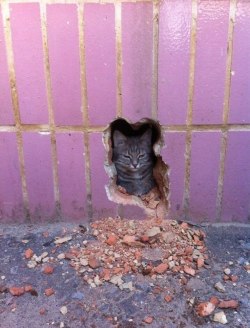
[{"x1": 112, "y1": 129, "x2": 156, "y2": 196}]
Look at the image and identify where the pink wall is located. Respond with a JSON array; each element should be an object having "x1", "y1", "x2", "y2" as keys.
[{"x1": 0, "y1": 0, "x2": 250, "y2": 223}]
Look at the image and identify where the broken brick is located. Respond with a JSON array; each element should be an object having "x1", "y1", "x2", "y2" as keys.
[
  {"x1": 45, "y1": 288, "x2": 54, "y2": 297},
  {"x1": 218, "y1": 300, "x2": 239, "y2": 309},
  {"x1": 42, "y1": 265, "x2": 54, "y2": 274},
  {"x1": 39, "y1": 307, "x2": 47, "y2": 315},
  {"x1": 106, "y1": 234, "x2": 118, "y2": 246},
  {"x1": 24, "y1": 248, "x2": 34, "y2": 259},
  {"x1": 210, "y1": 296, "x2": 220, "y2": 307},
  {"x1": 184, "y1": 265, "x2": 196, "y2": 276},
  {"x1": 143, "y1": 316, "x2": 154, "y2": 324},
  {"x1": 164, "y1": 295, "x2": 173, "y2": 303},
  {"x1": 154, "y1": 263, "x2": 168, "y2": 274},
  {"x1": 196, "y1": 301, "x2": 215, "y2": 317},
  {"x1": 230, "y1": 275, "x2": 238, "y2": 282},
  {"x1": 9, "y1": 286, "x2": 25, "y2": 296},
  {"x1": 197, "y1": 258, "x2": 204, "y2": 269},
  {"x1": 88, "y1": 257, "x2": 101, "y2": 269}
]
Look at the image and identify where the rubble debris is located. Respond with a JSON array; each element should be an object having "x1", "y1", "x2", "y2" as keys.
[
  {"x1": 60, "y1": 306, "x2": 68, "y2": 315},
  {"x1": 164, "y1": 295, "x2": 173, "y2": 303},
  {"x1": 54, "y1": 217, "x2": 208, "y2": 288},
  {"x1": 9, "y1": 286, "x2": 25, "y2": 297},
  {"x1": 45, "y1": 288, "x2": 54, "y2": 297},
  {"x1": 196, "y1": 301, "x2": 215, "y2": 317},
  {"x1": 24, "y1": 248, "x2": 34, "y2": 259},
  {"x1": 214, "y1": 281, "x2": 226, "y2": 293},
  {"x1": 54, "y1": 236, "x2": 72, "y2": 245},
  {"x1": 143, "y1": 316, "x2": 154, "y2": 324},
  {"x1": 218, "y1": 299, "x2": 239, "y2": 309},
  {"x1": 213, "y1": 311, "x2": 228, "y2": 324},
  {"x1": 42, "y1": 265, "x2": 54, "y2": 274}
]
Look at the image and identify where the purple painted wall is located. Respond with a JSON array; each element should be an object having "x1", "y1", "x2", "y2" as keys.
[{"x1": 0, "y1": 0, "x2": 250, "y2": 223}]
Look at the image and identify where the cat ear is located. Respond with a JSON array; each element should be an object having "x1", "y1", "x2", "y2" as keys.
[
  {"x1": 140, "y1": 129, "x2": 152, "y2": 145},
  {"x1": 113, "y1": 130, "x2": 127, "y2": 147}
]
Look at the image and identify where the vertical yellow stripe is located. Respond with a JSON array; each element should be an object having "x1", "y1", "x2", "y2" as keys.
[
  {"x1": 40, "y1": 2, "x2": 61, "y2": 217},
  {"x1": 152, "y1": 0, "x2": 159, "y2": 120},
  {"x1": 78, "y1": 2, "x2": 93, "y2": 219},
  {"x1": 115, "y1": 2, "x2": 122, "y2": 117},
  {"x1": 183, "y1": 0, "x2": 198, "y2": 217},
  {"x1": 216, "y1": 0, "x2": 237, "y2": 221},
  {"x1": 2, "y1": 2, "x2": 30, "y2": 220}
]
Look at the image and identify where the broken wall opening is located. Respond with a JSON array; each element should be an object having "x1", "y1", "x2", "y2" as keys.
[{"x1": 103, "y1": 118, "x2": 170, "y2": 219}]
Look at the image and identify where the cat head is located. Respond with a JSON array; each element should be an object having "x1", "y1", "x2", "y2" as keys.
[{"x1": 112, "y1": 129, "x2": 153, "y2": 170}]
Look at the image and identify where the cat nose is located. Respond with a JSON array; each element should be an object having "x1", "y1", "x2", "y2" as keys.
[{"x1": 132, "y1": 162, "x2": 138, "y2": 168}]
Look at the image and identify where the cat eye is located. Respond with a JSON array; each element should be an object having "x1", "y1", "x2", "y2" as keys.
[
  {"x1": 138, "y1": 154, "x2": 145, "y2": 159},
  {"x1": 123, "y1": 155, "x2": 130, "y2": 159}
]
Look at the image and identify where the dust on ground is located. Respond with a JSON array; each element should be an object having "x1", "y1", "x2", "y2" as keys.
[{"x1": 0, "y1": 218, "x2": 249, "y2": 328}]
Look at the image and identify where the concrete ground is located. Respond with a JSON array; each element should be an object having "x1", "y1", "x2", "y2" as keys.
[{"x1": 0, "y1": 221, "x2": 249, "y2": 328}]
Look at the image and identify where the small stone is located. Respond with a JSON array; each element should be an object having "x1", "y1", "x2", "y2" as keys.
[
  {"x1": 80, "y1": 258, "x2": 88, "y2": 266},
  {"x1": 168, "y1": 261, "x2": 175, "y2": 269},
  {"x1": 210, "y1": 296, "x2": 220, "y2": 307},
  {"x1": 218, "y1": 299, "x2": 239, "y2": 309},
  {"x1": 93, "y1": 229, "x2": 99, "y2": 236},
  {"x1": 184, "y1": 265, "x2": 196, "y2": 276},
  {"x1": 24, "y1": 248, "x2": 34, "y2": 259},
  {"x1": 143, "y1": 316, "x2": 154, "y2": 324},
  {"x1": 54, "y1": 236, "x2": 72, "y2": 244},
  {"x1": 162, "y1": 231, "x2": 175, "y2": 243},
  {"x1": 154, "y1": 263, "x2": 168, "y2": 274},
  {"x1": 110, "y1": 275, "x2": 123, "y2": 286},
  {"x1": 27, "y1": 260, "x2": 37, "y2": 269},
  {"x1": 214, "y1": 281, "x2": 226, "y2": 293},
  {"x1": 180, "y1": 222, "x2": 189, "y2": 229},
  {"x1": 94, "y1": 275, "x2": 102, "y2": 286},
  {"x1": 224, "y1": 268, "x2": 231, "y2": 275},
  {"x1": 230, "y1": 275, "x2": 238, "y2": 282},
  {"x1": 57, "y1": 253, "x2": 65, "y2": 260},
  {"x1": 106, "y1": 234, "x2": 118, "y2": 246},
  {"x1": 45, "y1": 288, "x2": 54, "y2": 296},
  {"x1": 228, "y1": 261, "x2": 234, "y2": 266},
  {"x1": 164, "y1": 295, "x2": 173, "y2": 303},
  {"x1": 60, "y1": 306, "x2": 68, "y2": 315},
  {"x1": 24, "y1": 285, "x2": 34, "y2": 293},
  {"x1": 39, "y1": 307, "x2": 47, "y2": 315},
  {"x1": 60, "y1": 323, "x2": 65, "y2": 328},
  {"x1": 121, "y1": 281, "x2": 133, "y2": 291},
  {"x1": 40, "y1": 252, "x2": 48, "y2": 259},
  {"x1": 9, "y1": 286, "x2": 25, "y2": 296},
  {"x1": 140, "y1": 235, "x2": 149, "y2": 243},
  {"x1": 213, "y1": 311, "x2": 228, "y2": 324},
  {"x1": 42, "y1": 265, "x2": 54, "y2": 274},
  {"x1": 196, "y1": 301, "x2": 215, "y2": 317},
  {"x1": 88, "y1": 257, "x2": 101, "y2": 269},
  {"x1": 197, "y1": 258, "x2": 204, "y2": 269},
  {"x1": 146, "y1": 227, "x2": 161, "y2": 237}
]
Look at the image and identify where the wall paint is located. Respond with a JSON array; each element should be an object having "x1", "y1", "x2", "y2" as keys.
[{"x1": 0, "y1": 0, "x2": 249, "y2": 223}]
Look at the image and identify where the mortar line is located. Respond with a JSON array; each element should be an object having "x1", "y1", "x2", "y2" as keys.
[
  {"x1": 1, "y1": 123, "x2": 250, "y2": 133},
  {"x1": 216, "y1": 0, "x2": 236, "y2": 222},
  {"x1": 40, "y1": 2, "x2": 61, "y2": 219},
  {"x1": 1, "y1": 2, "x2": 30, "y2": 220},
  {"x1": 115, "y1": 2, "x2": 122, "y2": 118},
  {"x1": 183, "y1": 0, "x2": 198, "y2": 219},
  {"x1": 1, "y1": 0, "x2": 153, "y2": 4},
  {"x1": 151, "y1": 0, "x2": 159, "y2": 120},
  {"x1": 78, "y1": 2, "x2": 93, "y2": 220}
]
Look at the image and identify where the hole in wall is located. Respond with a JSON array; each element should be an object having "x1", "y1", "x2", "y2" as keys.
[{"x1": 103, "y1": 118, "x2": 170, "y2": 219}]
